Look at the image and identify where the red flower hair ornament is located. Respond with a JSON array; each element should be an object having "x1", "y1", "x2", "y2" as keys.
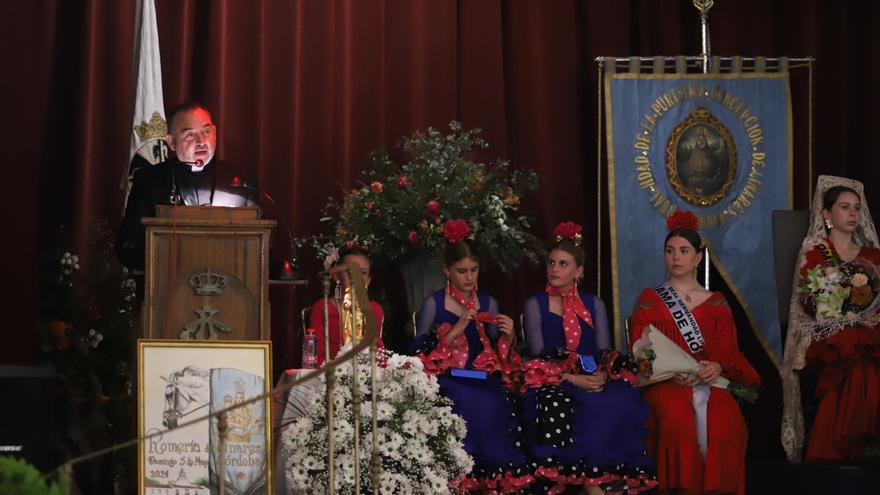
[
  {"x1": 667, "y1": 210, "x2": 700, "y2": 232},
  {"x1": 443, "y1": 219, "x2": 471, "y2": 244},
  {"x1": 553, "y1": 221, "x2": 583, "y2": 246},
  {"x1": 343, "y1": 240, "x2": 370, "y2": 251}
]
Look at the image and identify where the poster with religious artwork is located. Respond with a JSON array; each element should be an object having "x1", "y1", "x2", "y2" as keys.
[{"x1": 138, "y1": 340, "x2": 273, "y2": 495}]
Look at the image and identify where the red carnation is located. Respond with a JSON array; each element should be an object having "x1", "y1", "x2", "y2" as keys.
[
  {"x1": 370, "y1": 181, "x2": 383, "y2": 193},
  {"x1": 426, "y1": 200, "x2": 441, "y2": 218},
  {"x1": 364, "y1": 201, "x2": 374, "y2": 210},
  {"x1": 443, "y1": 219, "x2": 471, "y2": 243},
  {"x1": 408, "y1": 231, "x2": 420, "y2": 244},
  {"x1": 397, "y1": 175, "x2": 411, "y2": 188},
  {"x1": 667, "y1": 210, "x2": 699, "y2": 232},
  {"x1": 50, "y1": 320, "x2": 67, "y2": 337},
  {"x1": 553, "y1": 221, "x2": 583, "y2": 241}
]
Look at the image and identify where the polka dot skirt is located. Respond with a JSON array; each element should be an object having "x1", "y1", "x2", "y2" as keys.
[{"x1": 535, "y1": 384, "x2": 574, "y2": 448}]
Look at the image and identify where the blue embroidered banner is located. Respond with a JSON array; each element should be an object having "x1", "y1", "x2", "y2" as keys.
[{"x1": 606, "y1": 71, "x2": 792, "y2": 361}]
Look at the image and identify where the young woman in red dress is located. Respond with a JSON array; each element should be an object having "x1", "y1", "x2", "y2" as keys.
[
  {"x1": 308, "y1": 244, "x2": 384, "y2": 365},
  {"x1": 781, "y1": 175, "x2": 880, "y2": 461},
  {"x1": 629, "y1": 211, "x2": 760, "y2": 495}
]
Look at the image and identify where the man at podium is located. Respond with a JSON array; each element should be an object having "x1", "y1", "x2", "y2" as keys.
[{"x1": 116, "y1": 101, "x2": 258, "y2": 271}]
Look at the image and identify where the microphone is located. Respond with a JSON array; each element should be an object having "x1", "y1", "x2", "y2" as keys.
[
  {"x1": 179, "y1": 158, "x2": 206, "y2": 170},
  {"x1": 231, "y1": 177, "x2": 303, "y2": 280}
]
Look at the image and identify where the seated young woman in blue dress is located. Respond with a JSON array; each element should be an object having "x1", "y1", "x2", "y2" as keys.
[
  {"x1": 412, "y1": 223, "x2": 533, "y2": 492},
  {"x1": 520, "y1": 222, "x2": 656, "y2": 495}
]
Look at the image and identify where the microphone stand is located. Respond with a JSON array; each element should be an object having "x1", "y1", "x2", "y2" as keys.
[{"x1": 235, "y1": 180, "x2": 303, "y2": 280}]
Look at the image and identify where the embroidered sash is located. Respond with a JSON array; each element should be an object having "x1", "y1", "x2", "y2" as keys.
[
  {"x1": 654, "y1": 281, "x2": 705, "y2": 353},
  {"x1": 655, "y1": 281, "x2": 710, "y2": 459}
]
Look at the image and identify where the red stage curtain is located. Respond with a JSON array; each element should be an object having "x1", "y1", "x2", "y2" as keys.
[{"x1": 4, "y1": 0, "x2": 880, "y2": 459}]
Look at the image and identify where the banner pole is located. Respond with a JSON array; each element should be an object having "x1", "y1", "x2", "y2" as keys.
[
  {"x1": 594, "y1": 56, "x2": 812, "y2": 68},
  {"x1": 694, "y1": 0, "x2": 715, "y2": 289},
  {"x1": 808, "y1": 59, "x2": 814, "y2": 201},
  {"x1": 597, "y1": 59, "x2": 604, "y2": 296},
  {"x1": 694, "y1": 0, "x2": 714, "y2": 73}
]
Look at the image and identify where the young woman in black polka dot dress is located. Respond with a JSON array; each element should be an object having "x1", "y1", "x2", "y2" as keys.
[{"x1": 519, "y1": 222, "x2": 656, "y2": 494}]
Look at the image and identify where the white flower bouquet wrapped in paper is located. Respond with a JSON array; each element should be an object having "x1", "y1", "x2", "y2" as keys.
[
  {"x1": 632, "y1": 325, "x2": 757, "y2": 403},
  {"x1": 281, "y1": 348, "x2": 473, "y2": 494}
]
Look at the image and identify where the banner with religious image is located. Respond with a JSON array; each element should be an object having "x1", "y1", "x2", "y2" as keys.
[{"x1": 605, "y1": 60, "x2": 792, "y2": 361}]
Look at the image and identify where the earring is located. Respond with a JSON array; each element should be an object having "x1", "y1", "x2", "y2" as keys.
[
  {"x1": 334, "y1": 280, "x2": 342, "y2": 300},
  {"x1": 445, "y1": 277, "x2": 451, "y2": 294},
  {"x1": 824, "y1": 218, "x2": 834, "y2": 230}
]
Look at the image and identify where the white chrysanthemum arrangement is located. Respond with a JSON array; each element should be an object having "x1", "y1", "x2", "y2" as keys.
[{"x1": 282, "y1": 349, "x2": 473, "y2": 494}]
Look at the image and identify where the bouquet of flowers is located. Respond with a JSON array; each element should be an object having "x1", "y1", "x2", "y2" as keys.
[
  {"x1": 631, "y1": 325, "x2": 758, "y2": 403},
  {"x1": 39, "y1": 219, "x2": 137, "y2": 399},
  {"x1": 281, "y1": 349, "x2": 473, "y2": 494},
  {"x1": 307, "y1": 120, "x2": 540, "y2": 274},
  {"x1": 797, "y1": 259, "x2": 880, "y2": 323}
]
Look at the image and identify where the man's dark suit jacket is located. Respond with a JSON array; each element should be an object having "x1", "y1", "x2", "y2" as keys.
[{"x1": 116, "y1": 158, "x2": 258, "y2": 270}]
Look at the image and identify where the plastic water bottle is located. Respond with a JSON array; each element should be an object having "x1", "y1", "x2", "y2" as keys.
[{"x1": 302, "y1": 327, "x2": 318, "y2": 369}]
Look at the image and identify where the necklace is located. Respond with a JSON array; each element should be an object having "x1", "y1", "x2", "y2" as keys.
[{"x1": 674, "y1": 285, "x2": 702, "y2": 303}]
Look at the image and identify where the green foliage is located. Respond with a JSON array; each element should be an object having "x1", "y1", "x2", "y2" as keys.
[
  {"x1": 0, "y1": 457, "x2": 70, "y2": 495},
  {"x1": 306, "y1": 121, "x2": 540, "y2": 274}
]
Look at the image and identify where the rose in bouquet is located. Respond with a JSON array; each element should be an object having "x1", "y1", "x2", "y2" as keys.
[
  {"x1": 797, "y1": 259, "x2": 880, "y2": 322},
  {"x1": 281, "y1": 349, "x2": 473, "y2": 494},
  {"x1": 39, "y1": 219, "x2": 137, "y2": 399},
  {"x1": 630, "y1": 325, "x2": 758, "y2": 403},
  {"x1": 307, "y1": 121, "x2": 540, "y2": 274}
]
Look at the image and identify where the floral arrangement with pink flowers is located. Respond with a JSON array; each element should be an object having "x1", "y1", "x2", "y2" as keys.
[{"x1": 309, "y1": 121, "x2": 540, "y2": 273}]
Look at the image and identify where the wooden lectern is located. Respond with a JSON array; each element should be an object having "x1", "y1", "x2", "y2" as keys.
[{"x1": 141, "y1": 205, "x2": 276, "y2": 340}]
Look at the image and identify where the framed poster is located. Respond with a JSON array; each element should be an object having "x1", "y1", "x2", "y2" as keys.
[{"x1": 138, "y1": 339, "x2": 273, "y2": 495}]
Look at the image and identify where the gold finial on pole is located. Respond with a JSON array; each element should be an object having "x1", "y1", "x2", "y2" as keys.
[{"x1": 693, "y1": 0, "x2": 714, "y2": 14}]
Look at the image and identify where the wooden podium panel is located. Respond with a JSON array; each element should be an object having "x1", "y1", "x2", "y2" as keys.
[{"x1": 142, "y1": 206, "x2": 276, "y2": 340}]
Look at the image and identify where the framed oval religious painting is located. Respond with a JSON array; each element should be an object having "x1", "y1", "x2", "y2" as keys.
[{"x1": 665, "y1": 106, "x2": 737, "y2": 207}]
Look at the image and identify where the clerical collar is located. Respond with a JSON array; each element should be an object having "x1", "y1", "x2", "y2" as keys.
[{"x1": 177, "y1": 158, "x2": 212, "y2": 172}]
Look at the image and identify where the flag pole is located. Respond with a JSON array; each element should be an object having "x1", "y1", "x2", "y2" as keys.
[{"x1": 694, "y1": 0, "x2": 715, "y2": 289}]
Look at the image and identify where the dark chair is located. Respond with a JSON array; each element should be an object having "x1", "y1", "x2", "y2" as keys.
[
  {"x1": 771, "y1": 209, "x2": 818, "y2": 441},
  {"x1": 771, "y1": 209, "x2": 810, "y2": 330}
]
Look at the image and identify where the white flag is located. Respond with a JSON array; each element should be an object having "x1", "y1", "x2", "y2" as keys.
[{"x1": 123, "y1": 0, "x2": 168, "y2": 205}]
